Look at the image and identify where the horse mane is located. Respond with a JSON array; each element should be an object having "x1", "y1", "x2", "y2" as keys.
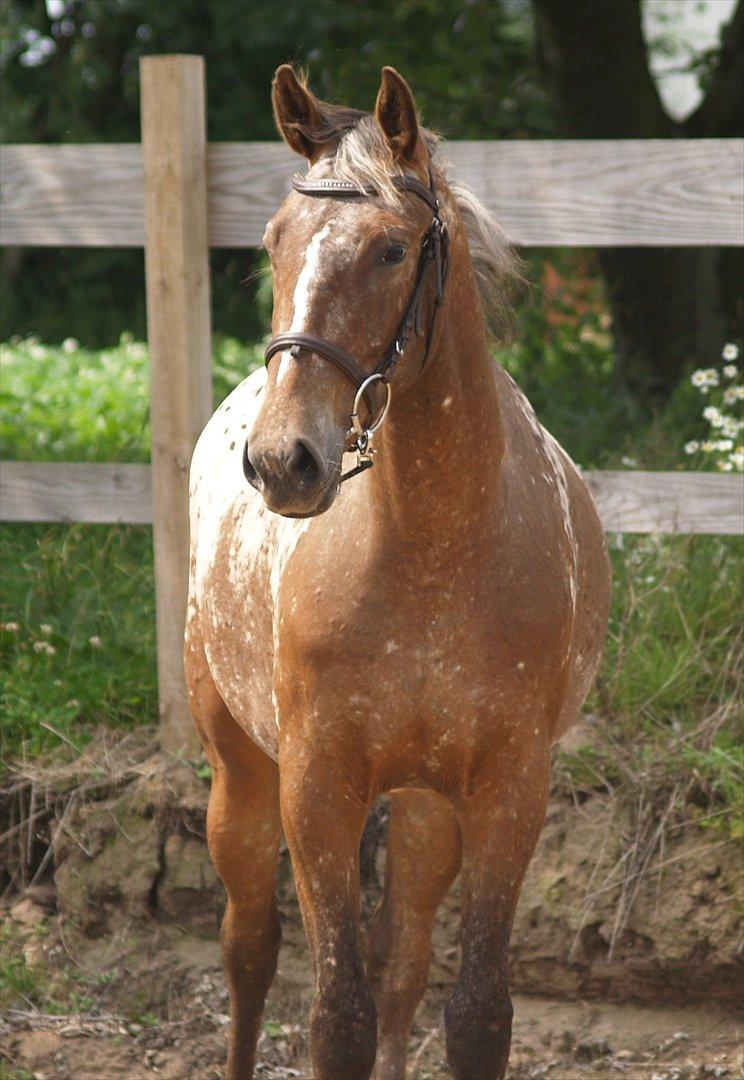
[{"x1": 294, "y1": 96, "x2": 521, "y2": 342}]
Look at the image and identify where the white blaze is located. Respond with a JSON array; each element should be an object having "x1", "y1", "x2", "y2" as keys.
[{"x1": 276, "y1": 222, "x2": 333, "y2": 384}]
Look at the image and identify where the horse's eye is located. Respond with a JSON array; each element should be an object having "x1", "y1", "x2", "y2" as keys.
[{"x1": 382, "y1": 244, "x2": 406, "y2": 265}]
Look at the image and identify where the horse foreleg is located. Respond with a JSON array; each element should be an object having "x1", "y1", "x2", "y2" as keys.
[
  {"x1": 185, "y1": 636, "x2": 281, "y2": 1080},
  {"x1": 367, "y1": 788, "x2": 461, "y2": 1079},
  {"x1": 445, "y1": 742, "x2": 551, "y2": 1080},
  {"x1": 279, "y1": 751, "x2": 377, "y2": 1080}
]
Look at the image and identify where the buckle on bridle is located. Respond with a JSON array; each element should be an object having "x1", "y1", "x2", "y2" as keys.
[{"x1": 340, "y1": 373, "x2": 392, "y2": 484}]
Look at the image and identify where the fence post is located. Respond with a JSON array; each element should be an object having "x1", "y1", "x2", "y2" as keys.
[{"x1": 140, "y1": 55, "x2": 212, "y2": 756}]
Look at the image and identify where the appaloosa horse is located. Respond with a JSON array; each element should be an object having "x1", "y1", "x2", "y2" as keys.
[{"x1": 185, "y1": 65, "x2": 610, "y2": 1080}]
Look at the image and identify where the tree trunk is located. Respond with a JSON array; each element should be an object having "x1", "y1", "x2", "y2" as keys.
[{"x1": 533, "y1": 0, "x2": 743, "y2": 398}]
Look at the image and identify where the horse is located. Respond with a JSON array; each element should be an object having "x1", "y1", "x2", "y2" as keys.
[{"x1": 184, "y1": 65, "x2": 610, "y2": 1080}]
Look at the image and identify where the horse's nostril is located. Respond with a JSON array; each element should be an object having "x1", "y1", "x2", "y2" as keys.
[
  {"x1": 286, "y1": 439, "x2": 322, "y2": 488},
  {"x1": 242, "y1": 440, "x2": 260, "y2": 485}
]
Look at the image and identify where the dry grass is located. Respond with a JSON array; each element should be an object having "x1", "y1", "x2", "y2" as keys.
[{"x1": 0, "y1": 727, "x2": 159, "y2": 901}]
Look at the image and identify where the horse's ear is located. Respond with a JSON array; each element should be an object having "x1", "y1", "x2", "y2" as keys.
[
  {"x1": 272, "y1": 65, "x2": 324, "y2": 160},
  {"x1": 374, "y1": 67, "x2": 419, "y2": 162}
]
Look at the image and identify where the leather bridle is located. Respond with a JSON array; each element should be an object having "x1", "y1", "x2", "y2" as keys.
[{"x1": 258, "y1": 165, "x2": 449, "y2": 484}]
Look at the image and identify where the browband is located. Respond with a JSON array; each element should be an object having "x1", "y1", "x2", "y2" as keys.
[{"x1": 290, "y1": 171, "x2": 441, "y2": 215}]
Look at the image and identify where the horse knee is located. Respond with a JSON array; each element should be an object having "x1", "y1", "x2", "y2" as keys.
[
  {"x1": 444, "y1": 988, "x2": 513, "y2": 1080},
  {"x1": 310, "y1": 977, "x2": 377, "y2": 1080},
  {"x1": 221, "y1": 900, "x2": 281, "y2": 1000}
]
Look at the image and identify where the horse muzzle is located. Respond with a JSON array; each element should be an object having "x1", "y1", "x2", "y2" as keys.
[{"x1": 242, "y1": 435, "x2": 339, "y2": 517}]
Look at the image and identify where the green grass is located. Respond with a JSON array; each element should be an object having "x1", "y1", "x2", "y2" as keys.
[
  {"x1": 585, "y1": 532, "x2": 744, "y2": 838},
  {"x1": 0, "y1": 524, "x2": 156, "y2": 759},
  {"x1": 1, "y1": 334, "x2": 742, "y2": 838},
  {"x1": 0, "y1": 918, "x2": 116, "y2": 1020},
  {"x1": 0, "y1": 923, "x2": 46, "y2": 1010}
]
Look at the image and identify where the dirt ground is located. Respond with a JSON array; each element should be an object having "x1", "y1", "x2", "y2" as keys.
[
  {"x1": 2, "y1": 887, "x2": 741, "y2": 1080},
  {"x1": 2, "y1": 741, "x2": 742, "y2": 1080}
]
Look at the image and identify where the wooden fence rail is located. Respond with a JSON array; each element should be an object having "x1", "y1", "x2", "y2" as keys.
[
  {"x1": 1, "y1": 55, "x2": 743, "y2": 750},
  {"x1": 2, "y1": 461, "x2": 742, "y2": 537},
  {"x1": 2, "y1": 138, "x2": 743, "y2": 248}
]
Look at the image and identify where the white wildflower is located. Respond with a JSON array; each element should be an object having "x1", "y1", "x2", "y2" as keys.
[
  {"x1": 717, "y1": 460, "x2": 733, "y2": 471},
  {"x1": 88, "y1": 635, "x2": 102, "y2": 648},
  {"x1": 683, "y1": 441, "x2": 700, "y2": 455},
  {"x1": 62, "y1": 337, "x2": 79, "y2": 353},
  {"x1": 701, "y1": 441, "x2": 717, "y2": 453},
  {"x1": 621, "y1": 455, "x2": 637, "y2": 467},
  {"x1": 67, "y1": 699, "x2": 80, "y2": 709},
  {"x1": 40, "y1": 623, "x2": 53, "y2": 635},
  {"x1": 723, "y1": 385, "x2": 743, "y2": 405},
  {"x1": 730, "y1": 449, "x2": 744, "y2": 471},
  {"x1": 722, "y1": 343, "x2": 739, "y2": 362},
  {"x1": 44, "y1": 643, "x2": 56, "y2": 656},
  {"x1": 32, "y1": 641, "x2": 46, "y2": 652},
  {"x1": 2, "y1": 621, "x2": 20, "y2": 633},
  {"x1": 691, "y1": 368, "x2": 720, "y2": 394},
  {"x1": 723, "y1": 364, "x2": 738, "y2": 379},
  {"x1": 703, "y1": 405, "x2": 724, "y2": 428},
  {"x1": 721, "y1": 416, "x2": 743, "y2": 439}
]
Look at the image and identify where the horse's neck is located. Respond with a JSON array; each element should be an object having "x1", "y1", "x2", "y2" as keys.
[{"x1": 371, "y1": 255, "x2": 505, "y2": 543}]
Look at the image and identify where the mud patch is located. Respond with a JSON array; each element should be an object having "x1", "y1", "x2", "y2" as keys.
[
  {"x1": 45, "y1": 755, "x2": 744, "y2": 1007},
  {"x1": 2, "y1": 899, "x2": 741, "y2": 1080}
]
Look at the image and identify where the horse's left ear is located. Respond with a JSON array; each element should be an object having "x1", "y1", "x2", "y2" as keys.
[
  {"x1": 374, "y1": 67, "x2": 420, "y2": 162},
  {"x1": 272, "y1": 64, "x2": 325, "y2": 160}
]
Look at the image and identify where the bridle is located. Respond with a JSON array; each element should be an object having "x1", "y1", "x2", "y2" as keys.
[{"x1": 256, "y1": 165, "x2": 449, "y2": 484}]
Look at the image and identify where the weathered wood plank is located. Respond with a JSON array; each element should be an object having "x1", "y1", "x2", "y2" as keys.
[
  {"x1": 2, "y1": 139, "x2": 742, "y2": 248},
  {"x1": 141, "y1": 55, "x2": 212, "y2": 756},
  {"x1": 0, "y1": 144, "x2": 145, "y2": 246},
  {"x1": 445, "y1": 139, "x2": 744, "y2": 247},
  {"x1": 584, "y1": 470, "x2": 744, "y2": 535},
  {"x1": 0, "y1": 462, "x2": 152, "y2": 524},
  {"x1": 2, "y1": 463, "x2": 742, "y2": 536}
]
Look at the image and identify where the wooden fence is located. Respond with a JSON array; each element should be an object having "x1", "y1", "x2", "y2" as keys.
[{"x1": 1, "y1": 56, "x2": 743, "y2": 752}]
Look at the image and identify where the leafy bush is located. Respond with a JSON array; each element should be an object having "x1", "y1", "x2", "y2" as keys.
[{"x1": 0, "y1": 333, "x2": 262, "y2": 462}]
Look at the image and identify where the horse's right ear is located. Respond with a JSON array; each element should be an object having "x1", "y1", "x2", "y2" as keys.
[{"x1": 272, "y1": 65, "x2": 324, "y2": 160}]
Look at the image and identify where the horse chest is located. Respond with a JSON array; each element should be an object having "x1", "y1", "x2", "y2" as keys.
[{"x1": 192, "y1": 389, "x2": 579, "y2": 767}]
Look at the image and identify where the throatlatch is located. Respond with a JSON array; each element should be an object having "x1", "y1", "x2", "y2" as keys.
[{"x1": 260, "y1": 166, "x2": 449, "y2": 484}]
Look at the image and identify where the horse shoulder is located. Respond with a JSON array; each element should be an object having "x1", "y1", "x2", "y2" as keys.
[{"x1": 188, "y1": 367, "x2": 268, "y2": 586}]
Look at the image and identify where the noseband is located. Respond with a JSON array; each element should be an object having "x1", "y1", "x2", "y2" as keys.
[{"x1": 258, "y1": 166, "x2": 449, "y2": 484}]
